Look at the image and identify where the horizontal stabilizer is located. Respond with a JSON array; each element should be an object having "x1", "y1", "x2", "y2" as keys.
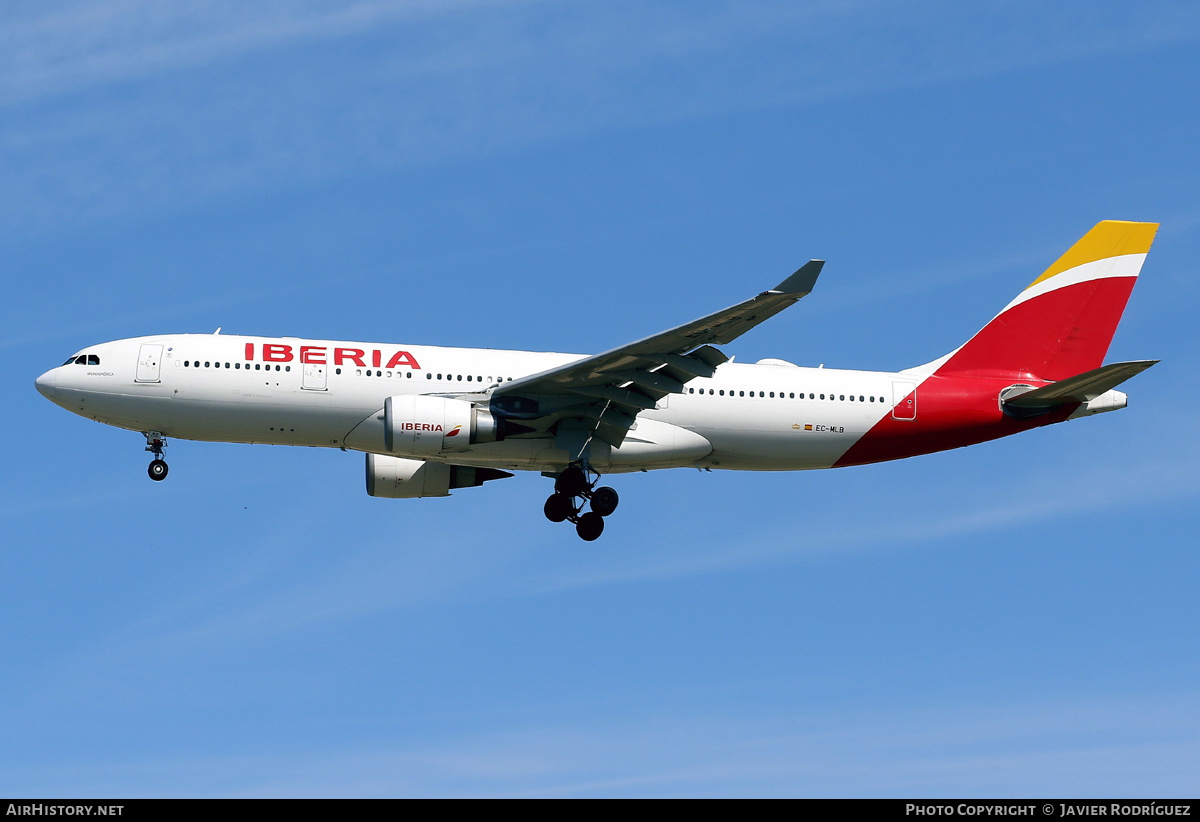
[{"x1": 1004, "y1": 360, "x2": 1158, "y2": 408}]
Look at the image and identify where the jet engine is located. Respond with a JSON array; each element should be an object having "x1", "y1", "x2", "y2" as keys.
[
  {"x1": 384, "y1": 395, "x2": 501, "y2": 455},
  {"x1": 365, "y1": 453, "x2": 512, "y2": 498}
]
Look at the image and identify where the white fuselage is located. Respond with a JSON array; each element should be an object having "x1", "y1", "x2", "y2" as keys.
[{"x1": 38, "y1": 333, "x2": 907, "y2": 474}]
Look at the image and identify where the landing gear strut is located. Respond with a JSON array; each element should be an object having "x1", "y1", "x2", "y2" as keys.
[
  {"x1": 543, "y1": 463, "x2": 620, "y2": 541},
  {"x1": 144, "y1": 431, "x2": 168, "y2": 481}
]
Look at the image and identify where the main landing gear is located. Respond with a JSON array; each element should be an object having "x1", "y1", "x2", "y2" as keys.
[
  {"x1": 543, "y1": 463, "x2": 619, "y2": 541},
  {"x1": 144, "y1": 431, "x2": 168, "y2": 481}
]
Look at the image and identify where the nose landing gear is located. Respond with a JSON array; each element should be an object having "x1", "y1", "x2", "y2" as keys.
[
  {"x1": 543, "y1": 463, "x2": 620, "y2": 541},
  {"x1": 144, "y1": 431, "x2": 169, "y2": 481}
]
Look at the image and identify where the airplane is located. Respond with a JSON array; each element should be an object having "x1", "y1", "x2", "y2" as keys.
[{"x1": 35, "y1": 220, "x2": 1158, "y2": 541}]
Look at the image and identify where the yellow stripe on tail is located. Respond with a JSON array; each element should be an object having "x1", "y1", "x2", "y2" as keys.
[{"x1": 1026, "y1": 220, "x2": 1158, "y2": 290}]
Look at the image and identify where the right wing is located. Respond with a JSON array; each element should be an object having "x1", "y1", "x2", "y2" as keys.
[{"x1": 490, "y1": 260, "x2": 824, "y2": 447}]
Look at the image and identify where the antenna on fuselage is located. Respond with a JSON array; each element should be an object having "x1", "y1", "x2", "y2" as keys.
[{"x1": 213, "y1": 327, "x2": 222, "y2": 335}]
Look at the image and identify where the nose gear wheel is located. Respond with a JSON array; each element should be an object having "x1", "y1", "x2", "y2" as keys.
[{"x1": 143, "y1": 432, "x2": 169, "y2": 482}]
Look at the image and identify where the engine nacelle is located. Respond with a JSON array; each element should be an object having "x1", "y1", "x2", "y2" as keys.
[
  {"x1": 384, "y1": 394, "x2": 500, "y2": 456},
  {"x1": 365, "y1": 454, "x2": 514, "y2": 498},
  {"x1": 366, "y1": 453, "x2": 451, "y2": 498}
]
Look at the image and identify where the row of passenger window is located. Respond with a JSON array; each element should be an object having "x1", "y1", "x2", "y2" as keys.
[
  {"x1": 353, "y1": 370, "x2": 514, "y2": 383},
  {"x1": 176, "y1": 358, "x2": 882, "y2": 405},
  {"x1": 64, "y1": 354, "x2": 100, "y2": 365},
  {"x1": 356, "y1": 370, "x2": 412, "y2": 378},
  {"x1": 425, "y1": 373, "x2": 513, "y2": 383},
  {"x1": 184, "y1": 360, "x2": 290, "y2": 372},
  {"x1": 689, "y1": 387, "x2": 885, "y2": 403},
  {"x1": 182, "y1": 360, "x2": 516, "y2": 384}
]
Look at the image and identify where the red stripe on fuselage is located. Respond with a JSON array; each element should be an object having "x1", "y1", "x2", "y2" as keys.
[
  {"x1": 833, "y1": 376, "x2": 1076, "y2": 467},
  {"x1": 935, "y1": 277, "x2": 1136, "y2": 381}
]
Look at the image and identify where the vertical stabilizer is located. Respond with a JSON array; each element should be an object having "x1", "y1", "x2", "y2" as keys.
[{"x1": 933, "y1": 221, "x2": 1157, "y2": 381}]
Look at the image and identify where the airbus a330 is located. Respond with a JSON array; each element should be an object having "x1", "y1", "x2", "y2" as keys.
[{"x1": 36, "y1": 221, "x2": 1158, "y2": 540}]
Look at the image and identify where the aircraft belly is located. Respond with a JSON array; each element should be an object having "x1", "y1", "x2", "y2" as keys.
[{"x1": 62, "y1": 385, "x2": 365, "y2": 447}]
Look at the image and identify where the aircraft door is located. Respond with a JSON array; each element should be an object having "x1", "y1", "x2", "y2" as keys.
[
  {"x1": 135, "y1": 344, "x2": 163, "y2": 383},
  {"x1": 302, "y1": 362, "x2": 327, "y2": 391},
  {"x1": 891, "y1": 381, "x2": 916, "y2": 420}
]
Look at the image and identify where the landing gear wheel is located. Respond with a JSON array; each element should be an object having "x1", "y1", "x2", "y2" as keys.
[
  {"x1": 576, "y1": 511, "x2": 605, "y2": 541},
  {"x1": 148, "y1": 459, "x2": 168, "y2": 481},
  {"x1": 544, "y1": 493, "x2": 574, "y2": 523},
  {"x1": 590, "y1": 486, "x2": 619, "y2": 517},
  {"x1": 555, "y1": 464, "x2": 589, "y2": 497}
]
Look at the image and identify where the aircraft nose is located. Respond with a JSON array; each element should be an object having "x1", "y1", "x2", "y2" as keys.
[{"x1": 35, "y1": 368, "x2": 58, "y2": 400}]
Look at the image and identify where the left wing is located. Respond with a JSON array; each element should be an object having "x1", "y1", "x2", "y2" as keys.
[{"x1": 490, "y1": 260, "x2": 824, "y2": 447}]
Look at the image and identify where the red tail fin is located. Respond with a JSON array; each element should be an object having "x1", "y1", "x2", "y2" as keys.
[{"x1": 932, "y1": 221, "x2": 1157, "y2": 381}]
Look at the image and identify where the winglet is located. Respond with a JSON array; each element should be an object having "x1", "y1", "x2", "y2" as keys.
[{"x1": 772, "y1": 260, "x2": 824, "y2": 296}]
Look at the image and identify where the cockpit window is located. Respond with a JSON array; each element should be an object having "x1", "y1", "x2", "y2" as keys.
[
  {"x1": 63, "y1": 356, "x2": 77, "y2": 365},
  {"x1": 75, "y1": 355, "x2": 87, "y2": 365},
  {"x1": 87, "y1": 354, "x2": 99, "y2": 365}
]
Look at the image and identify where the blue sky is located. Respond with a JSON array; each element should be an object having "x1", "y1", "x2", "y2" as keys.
[{"x1": 3, "y1": 0, "x2": 1199, "y2": 797}]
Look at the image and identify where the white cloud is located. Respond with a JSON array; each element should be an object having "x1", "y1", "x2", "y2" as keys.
[{"x1": 2, "y1": 1, "x2": 1198, "y2": 236}]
